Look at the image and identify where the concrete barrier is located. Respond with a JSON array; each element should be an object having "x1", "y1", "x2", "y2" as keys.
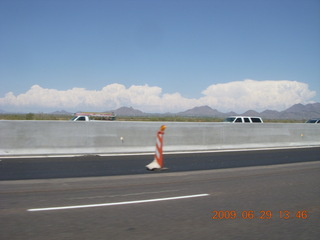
[{"x1": 0, "y1": 120, "x2": 319, "y2": 156}]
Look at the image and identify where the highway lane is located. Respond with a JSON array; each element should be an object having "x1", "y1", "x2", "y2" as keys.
[
  {"x1": 1, "y1": 147, "x2": 320, "y2": 180},
  {"x1": 0, "y1": 161, "x2": 319, "y2": 240}
]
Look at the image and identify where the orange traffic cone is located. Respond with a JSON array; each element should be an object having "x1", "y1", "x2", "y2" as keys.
[{"x1": 146, "y1": 125, "x2": 167, "y2": 171}]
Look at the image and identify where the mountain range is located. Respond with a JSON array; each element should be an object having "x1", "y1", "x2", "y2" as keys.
[
  {"x1": 1, "y1": 103, "x2": 320, "y2": 120},
  {"x1": 110, "y1": 103, "x2": 320, "y2": 120}
]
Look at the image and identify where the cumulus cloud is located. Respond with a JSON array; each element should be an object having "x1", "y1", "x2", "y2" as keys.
[
  {"x1": 0, "y1": 79, "x2": 316, "y2": 113},
  {"x1": 0, "y1": 83, "x2": 196, "y2": 113},
  {"x1": 200, "y1": 79, "x2": 316, "y2": 112}
]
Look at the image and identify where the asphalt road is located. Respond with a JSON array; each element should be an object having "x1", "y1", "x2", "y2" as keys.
[
  {"x1": 0, "y1": 148, "x2": 319, "y2": 239},
  {"x1": 1, "y1": 147, "x2": 320, "y2": 180}
]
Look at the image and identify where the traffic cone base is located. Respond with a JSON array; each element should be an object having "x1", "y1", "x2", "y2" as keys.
[
  {"x1": 146, "y1": 159, "x2": 161, "y2": 171},
  {"x1": 146, "y1": 160, "x2": 168, "y2": 171}
]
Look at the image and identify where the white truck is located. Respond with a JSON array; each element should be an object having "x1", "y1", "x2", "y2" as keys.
[
  {"x1": 223, "y1": 116, "x2": 263, "y2": 123},
  {"x1": 71, "y1": 112, "x2": 116, "y2": 121}
]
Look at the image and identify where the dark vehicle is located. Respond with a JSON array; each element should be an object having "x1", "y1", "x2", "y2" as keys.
[{"x1": 305, "y1": 118, "x2": 320, "y2": 124}]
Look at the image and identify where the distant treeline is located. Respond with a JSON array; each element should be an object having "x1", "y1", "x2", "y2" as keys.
[
  {"x1": 0, "y1": 113, "x2": 71, "y2": 121},
  {"x1": 0, "y1": 113, "x2": 304, "y2": 123}
]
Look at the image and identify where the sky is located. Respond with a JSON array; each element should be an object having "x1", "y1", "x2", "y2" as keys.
[{"x1": 0, "y1": 0, "x2": 319, "y2": 113}]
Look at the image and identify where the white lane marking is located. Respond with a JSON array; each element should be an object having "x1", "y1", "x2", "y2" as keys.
[{"x1": 27, "y1": 193, "x2": 209, "y2": 212}]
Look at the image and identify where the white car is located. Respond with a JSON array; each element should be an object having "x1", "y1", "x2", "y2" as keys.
[{"x1": 223, "y1": 116, "x2": 263, "y2": 123}]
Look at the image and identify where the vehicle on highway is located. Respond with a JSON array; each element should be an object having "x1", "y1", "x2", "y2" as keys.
[
  {"x1": 223, "y1": 116, "x2": 263, "y2": 123},
  {"x1": 305, "y1": 118, "x2": 320, "y2": 124},
  {"x1": 71, "y1": 112, "x2": 116, "y2": 121}
]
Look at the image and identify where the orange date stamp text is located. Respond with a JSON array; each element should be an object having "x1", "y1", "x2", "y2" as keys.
[{"x1": 211, "y1": 210, "x2": 308, "y2": 220}]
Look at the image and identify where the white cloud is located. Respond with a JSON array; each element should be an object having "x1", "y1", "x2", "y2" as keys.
[
  {"x1": 0, "y1": 79, "x2": 316, "y2": 113},
  {"x1": 200, "y1": 79, "x2": 316, "y2": 112}
]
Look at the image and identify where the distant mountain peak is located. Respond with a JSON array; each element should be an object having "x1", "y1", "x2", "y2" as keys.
[
  {"x1": 51, "y1": 110, "x2": 72, "y2": 115},
  {"x1": 113, "y1": 106, "x2": 146, "y2": 116},
  {"x1": 241, "y1": 110, "x2": 260, "y2": 116},
  {"x1": 284, "y1": 103, "x2": 305, "y2": 113},
  {"x1": 178, "y1": 105, "x2": 227, "y2": 117}
]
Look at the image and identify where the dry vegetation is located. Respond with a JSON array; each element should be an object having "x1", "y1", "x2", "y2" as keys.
[{"x1": 0, "y1": 113, "x2": 304, "y2": 123}]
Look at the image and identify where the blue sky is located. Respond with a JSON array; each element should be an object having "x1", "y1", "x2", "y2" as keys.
[{"x1": 0, "y1": 0, "x2": 319, "y2": 113}]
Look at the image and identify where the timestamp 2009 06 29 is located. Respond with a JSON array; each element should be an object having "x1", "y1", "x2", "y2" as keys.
[{"x1": 211, "y1": 210, "x2": 308, "y2": 220}]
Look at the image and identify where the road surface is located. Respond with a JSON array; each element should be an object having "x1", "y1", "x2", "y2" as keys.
[{"x1": 0, "y1": 147, "x2": 319, "y2": 239}]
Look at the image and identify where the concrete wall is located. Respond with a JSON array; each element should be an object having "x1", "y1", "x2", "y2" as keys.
[{"x1": 0, "y1": 120, "x2": 319, "y2": 156}]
